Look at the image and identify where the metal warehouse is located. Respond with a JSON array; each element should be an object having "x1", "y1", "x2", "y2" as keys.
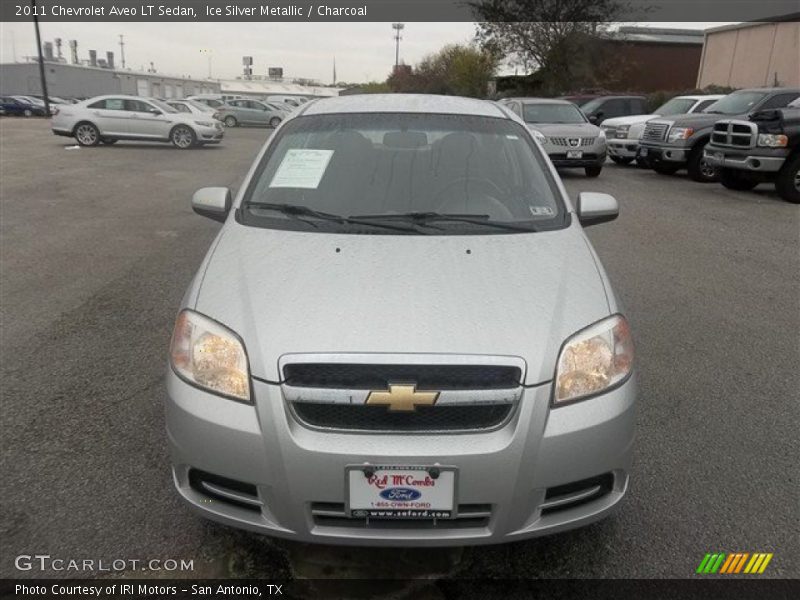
[{"x1": 0, "y1": 60, "x2": 220, "y2": 100}]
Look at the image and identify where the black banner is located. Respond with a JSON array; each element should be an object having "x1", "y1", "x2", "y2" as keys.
[{"x1": 1, "y1": 0, "x2": 799, "y2": 22}]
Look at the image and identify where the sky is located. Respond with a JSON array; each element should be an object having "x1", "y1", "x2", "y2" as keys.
[{"x1": 0, "y1": 22, "x2": 735, "y2": 84}]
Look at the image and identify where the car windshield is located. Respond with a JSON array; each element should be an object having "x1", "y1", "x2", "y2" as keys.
[
  {"x1": 654, "y1": 97, "x2": 696, "y2": 115},
  {"x1": 578, "y1": 97, "x2": 605, "y2": 113},
  {"x1": 522, "y1": 103, "x2": 586, "y2": 124},
  {"x1": 149, "y1": 99, "x2": 178, "y2": 113},
  {"x1": 704, "y1": 92, "x2": 768, "y2": 114},
  {"x1": 186, "y1": 99, "x2": 214, "y2": 112},
  {"x1": 241, "y1": 112, "x2": 566, "y2": 235}
]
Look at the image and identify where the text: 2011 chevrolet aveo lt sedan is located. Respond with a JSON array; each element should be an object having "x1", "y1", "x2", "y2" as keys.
[{"x1": 166, "y1": 94, "x2": 635, "y2": 546}]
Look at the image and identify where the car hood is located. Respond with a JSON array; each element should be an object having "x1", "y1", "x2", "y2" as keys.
[
  {"x1": 601, "y1": 114, "x2": 657, "y2": 127},
  {"x1": 653, "y1": 112, "x2": 741, "y2": 129},
  {"x1": 527, "y1": 123, "x2": 600, "y2": 137},
  {"x1": 193, "y1": 222, "x2": 611, "y2": 385}
]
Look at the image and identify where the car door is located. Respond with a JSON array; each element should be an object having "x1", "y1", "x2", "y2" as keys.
[
  {"x1": 249, "y1": 100, "x2": 273, "y2": 125},
  {"x1": 86, "y1": 98, "x2": 130, "y2": 136},
  {"x1": 124, "y1": 99, "x2": 172, "y2": 139},
  {"x1": 597, "y1": 98, "x2": 628, "y2": 122},
  {"x1": 227, "y1": 100, "x2": 251, "y2": 124}
]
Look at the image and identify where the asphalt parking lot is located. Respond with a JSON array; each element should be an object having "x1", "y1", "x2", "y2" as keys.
[{"x1": 1, "y1": 119, "x2": 798, "y2": 587}]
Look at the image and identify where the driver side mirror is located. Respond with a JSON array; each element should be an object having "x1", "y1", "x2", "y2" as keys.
[
  {"x1": 192, "y1": 187, "x2": 231, "y2": 223},
  {"x1": 588, "y1": 114, "x2": 599, "y2": 124},
  {"x1": 576, "y1": 192, "x2": 618, "y2": 226}
]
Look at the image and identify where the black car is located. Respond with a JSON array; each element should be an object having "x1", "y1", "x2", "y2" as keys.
[
  {"x1": 0, "y1": 96, "x2": 46, "y2": 117},
  {"x1": 705, "y1": 105, "x2": 800, "y2": 203},
  {"x1": 579, "y1": 96, "x2": 648, "y2": 124},
  {"x1": 638, "y1": 87, "x2": 800, "y2": 183}
]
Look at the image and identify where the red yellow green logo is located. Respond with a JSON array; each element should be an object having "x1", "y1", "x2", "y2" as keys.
[{"x1": 697, "y1": 552, "x2": 773, "y2": 574}]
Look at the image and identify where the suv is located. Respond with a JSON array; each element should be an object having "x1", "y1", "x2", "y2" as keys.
[
  {"x1": 704, "y1": 104, "x2": 800, "y2": 203},
  {"x1": 601, "y1": 95, "x2": 723, "y2": 166},
  {"x1": 579, "y1": 96, "x2": 648, "y2": 124},
  {"x1": 639, "y1": 88, "x2": 800, "y2": 182}
]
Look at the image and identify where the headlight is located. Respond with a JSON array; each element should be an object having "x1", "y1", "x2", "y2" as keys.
[
  {"x1": 196, "y1": 121, "x2": 215, "y2": 127},
  {"x1": 531, "y1": 130, "x2": 547, "y2": 144},
  {"x1": 598, "y1": 129, "x2": 607, "y2": 140},
  {"x1": 169, "y1": 309, "x2": 251, "y2": 402},
  {"x1": 667, "y1": 127, "x2": 693, "y2": 142},
  {"x1": 757, "y1": 133, "x2": 788, "y2": 148},
  {"x1": 553, "y1": 315, "x2": 634, "y2": 405},
  {"x1": 614, "y1": 125, "x2": 629, "y2": 138}
]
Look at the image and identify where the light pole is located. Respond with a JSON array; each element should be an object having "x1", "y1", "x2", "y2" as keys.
[
  {"x1": 392, "y1": 23, "x2": 404, "y2": 69},
  {"x1": 31, "y1": 0, "x2": 50, "y2": 117},
  {"x1": 200, "y1": 48, "x2": 212, "y2": 78}
]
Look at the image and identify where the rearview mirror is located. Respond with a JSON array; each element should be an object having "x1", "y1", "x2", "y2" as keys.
[
  {"x1": 192, "y1": 187, "x2": 231, "y2": 223},
  {"x1": 576, "y1": 192, "x2": 618, "y2": 226}
]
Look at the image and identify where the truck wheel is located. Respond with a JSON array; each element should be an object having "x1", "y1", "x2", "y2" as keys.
[
  {"x1": 651, "y1": 161, "x2": 680, "y2": 175},
  {"x1": 224, "y1": 115, "x2": 237, "y2": 128},
  {"x1": 610, "y1": 156, "x2": 633, "y2": 165},
  {"x1": 775, "y1": 154, "x2": 800, "y2": 203},
  {"x1": 719, "y1": 168, "x2": 759, "y2": 191},
  {"x1": 687, "y1": 142, "x2": 719, "y2": 183}
]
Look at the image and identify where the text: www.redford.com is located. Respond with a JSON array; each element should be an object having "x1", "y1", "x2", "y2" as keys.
[{"x1": 15, "y1": 555, "x2": 194, "y2": 572}]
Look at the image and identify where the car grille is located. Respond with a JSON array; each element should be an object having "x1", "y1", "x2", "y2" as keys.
[
  {"x1": 548, "y1": 136, "x2": 596, "y2": 147},
  {"x1": 710, "y1": 120, "x2": 757, "y2": 148},
  {"x1": 311, "y1": 502, "x2": 492, "y2": 529},
  {"x1": 642, "y1": 122, "x2": 670, "y2": 142},
  {"x1": 292, "y1": 402, "x2": 514, "y2": 432},
  {"x1": 282, "y1": 363, "x2": 521, "y2": 390}
]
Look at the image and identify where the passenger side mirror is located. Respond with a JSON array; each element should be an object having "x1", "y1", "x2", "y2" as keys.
[
  {"x1": 192, "y1": 187, "x2": 231, "y2": 223},
  {"x1": 576, "y1": 192, "x2": 618, "y2": 226},
  {"x1": 588, "y1": 114, "x2": 599, "y2": 124}
]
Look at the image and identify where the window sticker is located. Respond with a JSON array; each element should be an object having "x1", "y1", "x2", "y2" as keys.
[
  {"x1": 529, "y1": 206, "x2": 554, "y2": 216},
  {"x1": 269, "y1": 149, "x2": 334, "y2": 189}
]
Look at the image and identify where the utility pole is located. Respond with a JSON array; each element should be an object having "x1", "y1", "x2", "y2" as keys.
[
  {"x1": 119, "y1": 34, "x2": 126, "y2": 69},
  {"x1": 31, "y1": 0, "x2": 50, "y2": 116},
  {"x1": 392, "y1": 23, "x2": 404, "y2": 69}
]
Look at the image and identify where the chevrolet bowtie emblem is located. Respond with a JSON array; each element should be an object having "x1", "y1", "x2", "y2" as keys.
[{"x1": 366, "y1": 384, "x2": 439, "y2": 412}]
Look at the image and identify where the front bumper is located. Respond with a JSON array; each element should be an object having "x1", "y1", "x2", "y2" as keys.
[
  {"x1": 638, "y1": 143, "x2": 689, "y2": 164},
  {"x1": 166, "y1": 370, "x2": 635, "y2": 546},
  {"x1": 607, "y1": 139, "x2": 640, "y2": 158},
  {"x1": 703, "y1": 147, "x2": 787, "y2": 173},
  {"x1": 197, "y1": 125, "x2": 225, "y2": 142}
]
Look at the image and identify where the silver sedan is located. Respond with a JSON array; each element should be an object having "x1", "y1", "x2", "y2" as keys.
[{"x1": 166, "y1": 94, "x2": 635, "y2": 546}]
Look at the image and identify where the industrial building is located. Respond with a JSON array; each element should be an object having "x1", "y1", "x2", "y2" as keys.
[{"x1": 697, "y1": 19, "x2": 800, "y2": 88}]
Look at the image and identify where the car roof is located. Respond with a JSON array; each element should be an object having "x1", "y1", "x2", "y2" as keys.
[
  {"x1": 735, "y1": 87, "x2": 800, "y2": 93},
  {"x1": 504, "y1": 97, "x2": 575, "y2": 106},
  {"x1": 302, "y1": 94, "x2": 508, "y2": 118}
]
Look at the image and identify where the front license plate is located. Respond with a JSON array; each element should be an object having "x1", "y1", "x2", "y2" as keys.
[
  {"x1": 567, "y1": 150, "x2": 583, "y2": 159},
  {"x1": 347, "y1": 466, "x2": 456, "y2": 519}
]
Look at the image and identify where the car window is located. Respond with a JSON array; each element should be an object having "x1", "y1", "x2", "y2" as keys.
[
  {"x1": 759, "y1": 93, "x2": 799, "y2": 110},
  {"x1": 600, "y1": 99, "x2": 628, "y2": 118},
  {"x1": 88, "y1": 98, "x2": 125, "y2": 110},
  {"x1": 171, "y1": 102, "x2": 191, "y2": 113},
  {"x1": 522, "y1": 103, "x2": 586, "y2": 124},
  {"x1": 229, "y1": 100, "x2": 243, "y2": 107},
  {"x1": 692, "y1": 99, "x2": 717, "y2": 113},
  {"x1": 654, "y1": 97, "x2": 696, "y2": 115},
  {"x1": 242, "y1": 113, "x2": 566, "y2": 236},
  {"x1": 124, "y1": 99, "x2": 154, "y2": 112},
  {"x1": 704, "y1": 92, "x2": 768, "y2": 114},
  {"x1": 248, "y1": 101, "x2": 265, "y2": 110}
]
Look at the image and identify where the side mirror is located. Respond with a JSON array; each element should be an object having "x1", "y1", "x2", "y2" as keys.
[
  {"x1": 192, "y1": 187, "x2": 231, "y2": 223},
  {"x1": 148, "y1": 108, "x2": 162, "y2": 115},
  {"x1": 576, "y1": 192, "x2": 618, "y2": 226},
  {"x1": 588, "y1": 114, "x2": 599, "y2": 124}
]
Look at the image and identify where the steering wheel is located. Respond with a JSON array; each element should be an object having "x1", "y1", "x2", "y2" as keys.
[{"x1": 434, "y1": 177, "x2": 514, "y2": 220}]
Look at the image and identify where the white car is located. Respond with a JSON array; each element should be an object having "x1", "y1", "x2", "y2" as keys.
[
  {"x1": 51, "y1": 95, "x2": 224, "y2": 149},
  {"x1": 601, "y1": 95, "x2": 724, "y2": 165}
]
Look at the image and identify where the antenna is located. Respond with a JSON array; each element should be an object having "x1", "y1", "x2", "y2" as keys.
[
  {"x1": 118, "y1": 34, "x2": 126, "y2": 69},
  {"x1": 392, "y1": 23, "x2": 404, "y2": 68}
]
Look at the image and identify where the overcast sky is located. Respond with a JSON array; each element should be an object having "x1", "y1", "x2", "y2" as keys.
[{"x1": 0, "y1": 22, "x2": 734, "y2": 84}]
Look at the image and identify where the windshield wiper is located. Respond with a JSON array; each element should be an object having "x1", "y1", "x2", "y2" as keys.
[
  {"x1": 350, "y1": 212, "x2": 538, "y2": 232},
  {"x1": 243, "y1": 201, "x2": 422, "y2": 233}
]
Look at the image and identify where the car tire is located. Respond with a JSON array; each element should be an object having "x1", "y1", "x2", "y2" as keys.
[
  {"x1": 687, "y1": 142, "x2": 719, "y2": 183},
  {"x1": 635, "y1": 157, "x2": 650, "y2": 169},
  {"x1": 170, "y1": 125, "x2": 197, "y2": 149},
  {"x1": 224, "y1": 116, "x2": 237, "y2": 128},
  {"x1": 610, "y1": 156, "x2": 633, "y2": 165},
  {"x1": 719, "y1": 168, "x2": 759, "y2": 191},
  {"x1": 775, "y1": 154, "x2": 800, "y2": 203},
  {"x1": 584, "y1": 166, "x2": 602, "y2": 178},
  {"x1": 269, "y1": 117, "x2": 282, "y2": 128},
  {"x1": 74, "y1": 122, "x2": 100, "y2": 146},
  {"x1": 651, "y1": 161, "x2": 681, "y2": 175}
]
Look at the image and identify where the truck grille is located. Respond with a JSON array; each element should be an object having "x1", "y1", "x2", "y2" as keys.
[
  {"x1": 292, "y1": 401, "x2": 514, "y2": 432},
  {"x1": 548, "y1": 136, "x2": 596, "y2": 147},
  {"x1": 642, "y1": 122, "x2": 670, "y2": 142},
  {"x1": 282, "y1": 363, "x2": 521, "y2": 390},
  {"x1": 710, "y1": 120, "x2": 757, "y2": 148}
]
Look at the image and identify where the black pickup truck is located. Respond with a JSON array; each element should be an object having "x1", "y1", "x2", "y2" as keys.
[{"x1": 704, "y1": 104, "x2": 800, "y2": 203}]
